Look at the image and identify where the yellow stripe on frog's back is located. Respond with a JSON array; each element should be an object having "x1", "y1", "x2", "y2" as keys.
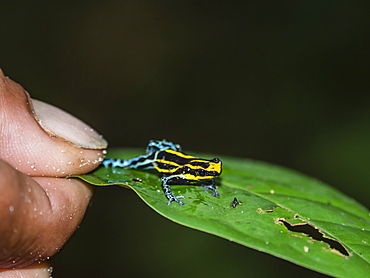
[{"x1": 164, "y1": 149, "x2": 197, "y2": 159}]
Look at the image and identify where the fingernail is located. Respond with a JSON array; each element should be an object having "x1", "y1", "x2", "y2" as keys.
[{"x1": 31, "y1": 99, "x2": 108, "y2": 149}]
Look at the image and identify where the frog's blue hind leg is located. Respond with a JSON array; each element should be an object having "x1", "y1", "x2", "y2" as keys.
[
  {"x1": 146, "y1": 139, "x2": 182, "y2": 153},
  {"x1": 203, "y1": 179, "x2": 220, "y2": 197},
  {"x1": 161, "y1": 176, "x2": 185, "y2": 205},
  {"x1": 102, "y1": 158, "x2": 129, "y2": 168}
]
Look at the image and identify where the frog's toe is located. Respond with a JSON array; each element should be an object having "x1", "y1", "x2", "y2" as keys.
[
  {"x1": 167, "y1": 195, "x2": 185, "y2": 206},
  {"x1": 212, "y1": 190, "x2": 220, "y2": 197},
  {"x1": 204, "y1": 184, "x2": 220, "y2": 197}
]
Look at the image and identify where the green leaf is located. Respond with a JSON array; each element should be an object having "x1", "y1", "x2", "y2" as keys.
[{"x1": 75, "y1": 148, "x2": 370, "y2": 278}]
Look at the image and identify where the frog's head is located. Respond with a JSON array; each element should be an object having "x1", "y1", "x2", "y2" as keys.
[
  {"x1": 209, "y1": 158, "x2": 222, "y2": 176},
  {"x1": 186, "y1": 157, "x2": 222, "y2": 179}
]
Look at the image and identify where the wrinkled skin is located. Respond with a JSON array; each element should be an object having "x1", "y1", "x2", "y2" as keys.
[{"x1": 0, "y1": 70, "x2": 107, "y2": 277}]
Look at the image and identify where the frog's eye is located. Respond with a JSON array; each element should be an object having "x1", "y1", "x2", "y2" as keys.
[{"x1": 211, "y1": 158, "x2": 220, "y2": 163}]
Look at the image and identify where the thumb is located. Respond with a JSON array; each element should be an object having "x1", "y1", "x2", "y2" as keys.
[{"x1": 0, "y1": 70, "x2": 108, "y2": 177}]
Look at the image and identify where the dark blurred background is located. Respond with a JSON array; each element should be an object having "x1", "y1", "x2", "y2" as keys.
[{"x1": 1, "y1": 1, "x2": 369, "y2": 277}]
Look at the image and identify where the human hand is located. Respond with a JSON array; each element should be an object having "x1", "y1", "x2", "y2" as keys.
[{"x1": 0, "y1": 70, "x2": 107, "y2": 277}]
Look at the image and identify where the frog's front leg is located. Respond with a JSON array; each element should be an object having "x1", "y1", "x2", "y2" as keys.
[
  {"x1": 203, "y1": 179, "x2": 220, "y2": 197},
  {"x1": 161, "y1": 176, "x2": 185, "y2": 206}
]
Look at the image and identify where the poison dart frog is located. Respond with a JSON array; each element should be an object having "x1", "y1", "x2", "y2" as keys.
[{"x1": 102, "y1": 140, "x2": 222, "y2": 205}]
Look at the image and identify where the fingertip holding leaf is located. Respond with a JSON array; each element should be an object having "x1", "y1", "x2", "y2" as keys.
[
  {"x1": 0, "y1": 70, "x2": 107, "y2": 176},
  {"x1": 77, "y1": 148, "x2": 370, "y2": 278}
]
